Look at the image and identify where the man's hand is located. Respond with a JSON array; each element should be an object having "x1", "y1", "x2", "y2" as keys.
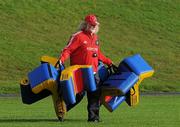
[
  {"x1": 59, "y1": 60, "x2": 62, "y2": 65},
  {"x1": 108, "y1": 62, "x2": 113, "y2": 67}
]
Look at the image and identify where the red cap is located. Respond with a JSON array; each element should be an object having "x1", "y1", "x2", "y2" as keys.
[{"x1": 85, "y1": 14, "x2": 99, "y2": 26}]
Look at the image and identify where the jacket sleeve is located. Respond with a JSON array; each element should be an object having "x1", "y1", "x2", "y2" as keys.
[
  {"x1": 98, "y1": 48, "x2": 112, "y2": 66},
  {"x1": 59, "y1": 35, "x2": 80, "y2": 63}
]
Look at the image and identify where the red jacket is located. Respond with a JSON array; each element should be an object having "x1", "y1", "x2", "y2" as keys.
[{"x1": 59, "y1": 30, "x2": 112, "y2": 72}]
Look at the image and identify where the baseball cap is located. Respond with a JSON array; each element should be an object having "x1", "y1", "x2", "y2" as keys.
[{"x1": 85, "y1": 14, "x2": 99, "y2": 26}]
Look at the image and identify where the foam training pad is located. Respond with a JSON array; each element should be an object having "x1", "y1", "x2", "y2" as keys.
[
  {"x1": 40, "y1": 55, "x2": 59, "y2": 67},
  {"x1": 125, "y1": 83, "x2": 140, "y2": 106},
  {"x1": 101, "y1": 72, "x2": 138, "y2": 112},
  {"x1": 98, "y1": 61, "x2": 109, "y2": 82},
  {"x1": 28, "y1": 63, "x2": 59, "y2": 94},
  {"x1": 117, "y1": 54, "x2": 154, "y2": 107},
  {"x1": 102, "y1": 95, "x2": 126, "y2": 112},
  {"x1": 102, "y1": 72, "x2": 138, "y2": 95},
  {"x1": 60, "y1": 65, "x2": 96, "y2": 105},
  {"x1": 81, "y1": 67, "x2": 97, "y2": 91},
  {"x1": 118, "y1": 54, "x2": 154, "y2": 77},
  {"x1": 20, "y1": 77, "x2": 51, "y2": 104}
]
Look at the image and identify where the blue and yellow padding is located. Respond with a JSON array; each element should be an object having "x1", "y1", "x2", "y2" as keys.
[
  {"x1": 21, "y1": 56, "x2": 67, "y2": 119},
  {"x1": 60, "y1": 65, "x2": 96, "y2": 105},
  {"x1": 119, "y1": 54, "x2": 154, "y2": 79},
  {"x1": 101, "y1": 54, "x2": 154, "y2": 112},
  {"x1": 20, "y1": 54, "x2": 154, "y2": 116},
  {"x1": 103, "y1": 72, "x2": 139, "y2": 95},
  {"x1": 104, "y1": 96, "x2": 126, "y2": 112},
  {"x1": 40, "y1": 55, "x2": 59, "y2": 67},
  {"x1": 81, "y1": 67, "x2": 97, "y2": 91},
  {"x1": 119, "y1": 54, "x2": 154, "y2": 106},
  {"x1": 101, "y1": 72, "x2": 139, "y2": 112},
  {"x1": 98, "y1": 61, "x2": 109, "y2": 82},
  {"x1": 20, "y1": 77, "x2": 51, "y2": 104},
  {"x1": 28, "y1": 63, "x2": 59, "y2": 94},
  {"x1": 20, "y1": 62, "x2": 59, "y2": 104}
]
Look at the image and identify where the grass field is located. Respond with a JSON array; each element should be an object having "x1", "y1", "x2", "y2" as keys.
[
  {"x1": 0, "y1": 95, "x2": 179, "y2": 127},
  {"x1": 0, "y1": 1, "x2": 179, "y2": 126},
  {"x1": 0, "y1": 0, "x2": 180, "y2": 93}
]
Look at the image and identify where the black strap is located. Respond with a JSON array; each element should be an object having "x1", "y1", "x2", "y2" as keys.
[
  {"x1": 112, "y1": 64, "x2": 119, "y2": 73},
  {"x1": 55, "y1": 61, "x2": 65, "y2": 71},
  {"x1": 55, "y1": 61, "x2": 65, "y2": 94},
  {"x1": 47, "y1": 64, "x2": 53, "y2": 78},
  {"x1": 54, "y1": 61, "x2": 59, "y2": 68},
  {"x1": 107, "y1": 64, "x2": 119, "y2": 76}
]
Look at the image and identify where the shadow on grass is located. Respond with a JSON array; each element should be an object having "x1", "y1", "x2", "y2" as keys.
[
  {"x1": 0, "y1": 118, "x2": 86, "y2": 123},
  {"x1": 0, "y1": 118, "x2": 58, "y2": 123}
]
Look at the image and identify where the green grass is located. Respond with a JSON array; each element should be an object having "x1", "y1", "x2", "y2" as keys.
[
  {"x1": 0, "y1": 0, "x2": 180, "y2": 93},
  {"x1": 0, "y1": 95, "x2": 180, "y2": 127}
]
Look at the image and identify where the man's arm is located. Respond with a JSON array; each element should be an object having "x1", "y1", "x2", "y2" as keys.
[
  {"x1": 59, "y1": 35, "x2": 80, "y2": 63},
  {"x1": 98, "y1": 48, "x2": 112, "y2": 66}
]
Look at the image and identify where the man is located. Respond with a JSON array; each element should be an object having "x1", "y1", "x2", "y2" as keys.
[{"x1": 59, "y1": 14, "x2": 112, "y2": 122}]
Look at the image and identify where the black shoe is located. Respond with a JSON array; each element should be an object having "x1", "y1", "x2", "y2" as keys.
[
  {"x1": 58, "y1": 117, "x2": 64, "y2": 122},
  {"x1": 88, "y1": 119, "x2": 102, "y2": 122}
]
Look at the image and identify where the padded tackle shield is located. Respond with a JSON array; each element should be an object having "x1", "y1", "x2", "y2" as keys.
[
  {"x1": 118, "y1": 54, "x2": 154, "y2": 78},
  {"x1": 28, "y1": 63, "x2": 59, "y2": 94},
  {"x1": 20, "y1": 56, "x2": 67, "y2": 120},
  {"x1": 98, "y1": 61, "x2": 109, "y2": 82},
  {"x1": 40, "y1": 55, "x2": 59, "y2": 66},
  {"x1": 101, "y1": 72, "x2": 139, "y2": 112},
  {"x1": 60, "y1": 65, "x2": 96, "y2": 105},
  {"x1": 20, "y1": 77, "x2": 51, "y2": 104},
  {"x1": 119, "y1": 54, "x2": 154, "y2": 106},
  {"x1": 102, "y1": 72, "x2": 139, "y2": 95},
  {"x1": 125, "y1": 83, "x2": 140, "y2": 106},
  {"x1": 27, "y1": 62, "x2": 66, "y2": 118},
  {"x1": 102, "y1": 95, "x2": 126, "y2": 112}
]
